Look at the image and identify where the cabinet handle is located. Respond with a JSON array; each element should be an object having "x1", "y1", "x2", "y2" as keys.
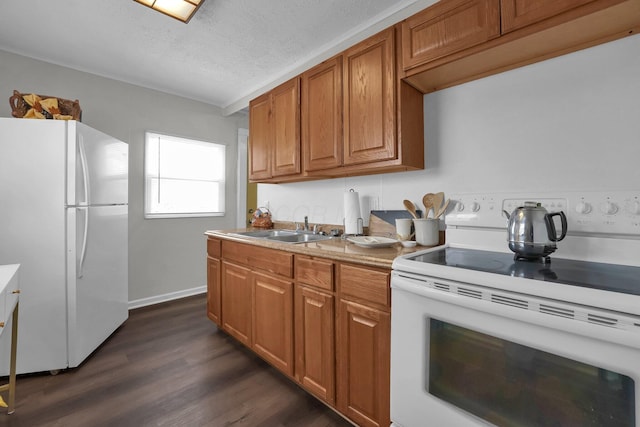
[{"x1": 12, "y1": 290, "x2": 20, "y2": 294}]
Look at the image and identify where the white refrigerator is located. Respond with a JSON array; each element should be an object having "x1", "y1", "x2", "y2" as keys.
[{"x1": 0, "y1": 117, "x2": 128, "y2": 375}]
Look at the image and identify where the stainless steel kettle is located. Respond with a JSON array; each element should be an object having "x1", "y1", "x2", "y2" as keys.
[{"x1": 503, "y1": 201, "x2": 567, "y2": 260}]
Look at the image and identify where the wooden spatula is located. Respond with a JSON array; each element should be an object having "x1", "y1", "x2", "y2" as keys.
[
  {"x1": 435, "y1": 198, "x2": 450, "y2": 218},
  {"x1": 432, "y1": 192, "x2": 444, "y2": 218},
  {"x1": 422, "y1": 193, "x2": 435, "y2": 218},
  {"x1": 403, "y1": 199, "x2": 419, "y2": 219}
]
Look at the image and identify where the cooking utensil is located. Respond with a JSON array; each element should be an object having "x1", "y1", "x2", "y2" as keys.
[
  {"x1": 403, "y1": 200, "x2": 419, "y2": 219},
  {"x1": 435, "y1": 198, "x2": 450, "y2": 218},
  {"x1": 422, "y1": 193, "x2": 435, "y2": 218},
  {"x1": 503, "y1": 201, "x2": 568, "y2": 260},
  {"x1": 432, "y1": 192, "x2": 444, "y2": 218}
]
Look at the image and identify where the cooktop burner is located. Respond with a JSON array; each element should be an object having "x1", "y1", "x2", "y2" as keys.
[{"x1": 411, "y1": 247, "x2": 640, "y2": 296}]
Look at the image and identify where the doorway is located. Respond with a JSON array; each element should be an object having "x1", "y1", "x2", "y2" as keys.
[{"x1": 236, "y1": 128, "x2": 256, "y2": 228}]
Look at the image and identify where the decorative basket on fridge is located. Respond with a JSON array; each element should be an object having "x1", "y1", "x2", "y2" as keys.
[{"x1": 9, "y1": 90, "x2": 82, "y2": 121}]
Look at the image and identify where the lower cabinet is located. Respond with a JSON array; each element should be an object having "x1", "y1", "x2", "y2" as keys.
[
  {"x1": 206, "y1": 237, "x2": 222, "y2": 326},
  {"x1": 294, "y1": 284, "x2": 335, "y2": 404},
  {"x1": 336, "y1": 299, "x2": 391, "y2": 427},
  {"x1": 206, "y1": 256, "x2": 221, "y2": 325},
  {"x1": 336, "y1": 261, "x2": 391, "y2": 427},
  {"x1": 208, "y1": 239, "x2": 391, "y2": 427},
  {"x1": 221, "y1": 261, "x2": 252, "y2": 346},
  {"x1": 253, "y1": 271, "x2": 294, "y2": 376}
]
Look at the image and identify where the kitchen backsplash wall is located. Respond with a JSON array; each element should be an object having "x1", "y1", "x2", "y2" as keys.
[{"x1": 260, "y1": 34, "x2": 640, "y2": 228}]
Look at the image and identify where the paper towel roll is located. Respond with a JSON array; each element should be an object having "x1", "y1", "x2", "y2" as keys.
[{"x1": 344, "y1": 191, "x2": 362, "y2": 235}]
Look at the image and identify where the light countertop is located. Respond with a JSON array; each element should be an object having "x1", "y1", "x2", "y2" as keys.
[{"x1": 205, "y1": 229, "x2": 431, "y2": 269}]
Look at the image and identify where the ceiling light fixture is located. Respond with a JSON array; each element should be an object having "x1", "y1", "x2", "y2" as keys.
[{"x1": 134, "y1": 0, "x2": 204, "y2": 23}]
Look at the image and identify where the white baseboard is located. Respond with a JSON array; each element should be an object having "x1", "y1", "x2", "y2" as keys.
[{"x1": 128, "y1": 285, "x2": 207, "y2": 310}]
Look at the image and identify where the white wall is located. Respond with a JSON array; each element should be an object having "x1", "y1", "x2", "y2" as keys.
[
  {"x1": 0, "y1": 50, "x2": 247, "y2": 304},
  {"x1": 260, "y1": 34, "x2": 640, "y2": 226}
]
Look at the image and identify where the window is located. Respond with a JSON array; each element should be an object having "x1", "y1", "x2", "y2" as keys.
[{"x1": 144, "y1": 132, "x2": 225, "y2": 218}]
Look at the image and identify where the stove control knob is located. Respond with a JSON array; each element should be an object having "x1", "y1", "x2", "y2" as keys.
[
  {"x1": 470, "y1": 202, "x2": 480, "y2": 212},
  {"x1": 626, "y1": 200, "x2": 640, "y2": 215},
  {"x1": 600, "y1": 201, "x2": 619, "y2": 215},
  {"x1": 456, "y1": 202, "x2": 464, "y2": 212},
  {"x1": 574, "y1": 201, "x2": 592, "y2": 214}
]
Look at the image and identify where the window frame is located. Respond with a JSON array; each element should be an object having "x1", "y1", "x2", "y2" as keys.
[{"x1": 143, "y1": 131, "x2": 226, "y2": 219}]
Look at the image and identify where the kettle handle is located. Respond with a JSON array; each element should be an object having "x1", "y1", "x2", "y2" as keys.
[{"x1": 545, "y1": 211, "x2": 568, "y2": 242}]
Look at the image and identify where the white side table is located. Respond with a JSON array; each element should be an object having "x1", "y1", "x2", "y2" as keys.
[{"x1": 0, "y1": 265, "x2": 20, "y2": 414}]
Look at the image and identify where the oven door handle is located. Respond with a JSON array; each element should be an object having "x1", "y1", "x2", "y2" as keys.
[{"x1": 391, "y1": 273, "x2": 640, "y2": 350}]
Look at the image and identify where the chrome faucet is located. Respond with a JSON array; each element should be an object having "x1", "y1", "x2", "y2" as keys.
[{"x1": 304, "y1": 216, "x2": 309, "y2": 231}]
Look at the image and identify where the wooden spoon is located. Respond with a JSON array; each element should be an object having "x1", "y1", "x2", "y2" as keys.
[
  {"x1": 403, "y1": 199, "x2": 419, "y2": 219},
  {"x1": 435, "y1": 198, "x2": 450, "y2": 218},
  {"x1": 432, "y1": 192, "x2": 444, "y2": 218},
  {"x1": 422, "y1": 193, "x2": 435, "y2": 218}
]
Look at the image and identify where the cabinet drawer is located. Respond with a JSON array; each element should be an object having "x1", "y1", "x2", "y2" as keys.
[
  {"x1": 222, "y1": 240, "x2": 293, "y2": 278},
  {"x1": 402, "y1": 0, "x2": 500, "y2": 70},
  {"x1": 295, "y1": 255, "x2": 334, "y2": 291},
  {"x1": 338, "y1": 264, "x2": 390, "y2": 309},
  {"x1": 207, "y1": 237, "x2": 222, "y2": 258}
]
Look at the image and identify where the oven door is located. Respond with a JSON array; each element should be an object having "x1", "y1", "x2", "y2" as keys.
[{"x1": 391, "y1": 272, "x2": 640, "y2": 427}]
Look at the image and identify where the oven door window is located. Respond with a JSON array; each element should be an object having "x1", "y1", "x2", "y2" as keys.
[{"x1": 428, "y1": 319, "x2": 635, "y2": 426}]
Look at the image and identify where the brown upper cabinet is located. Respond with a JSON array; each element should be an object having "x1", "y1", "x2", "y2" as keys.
[
  {"x1": 302, "y1": 56, "x2": 343, "y2": 172},
  {"x1": 252, "y1": 25, "x2": 424, "y2": 183},
  {"x1": 501, "y1": 0, "x2": 598, "y2": 33},
  {"x1": 249, "y1": 78, "x2": 301, "y2": 182},
  {"x1": 402, "y1": 0, "x2": 640, "y2": 93},
  {"x1": 342, "y1": 28, "x2": 397, "y2": 167},
  {"x1": 249, "y1": 0, "x2": 639, "y2": 183},
  {"x1": 302, "y1": 26, "x2": 424, "y2": 178},
  {"x1": 402, "y1": 0, "x2": 501, "y2": 69},
  {"x1": 248, "y1": 92, "x2": 271, "y2": 181}
]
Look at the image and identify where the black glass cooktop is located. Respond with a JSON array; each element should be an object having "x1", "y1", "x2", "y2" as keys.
[{"x1": 410, "y1": 247, "x2": 640, "y2": 296}]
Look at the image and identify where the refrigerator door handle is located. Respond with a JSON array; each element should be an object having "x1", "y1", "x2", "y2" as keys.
[
  {"x1": 78, "y1": 134, "x2": 90, "y2": 205},
  {"x1": 78, "y1": 207, "x2": 89, "y2": 279}
]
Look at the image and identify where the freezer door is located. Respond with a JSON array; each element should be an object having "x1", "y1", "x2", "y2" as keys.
[
  {"x1": 67, "y1": 205, "x2": 128, "y2": 367},
  {"x1": 67, "y1": 121, "x2": 128, "y2": 206},
  {"x1": 0, "y1": 118, "x2": 68, "y2": 375}
]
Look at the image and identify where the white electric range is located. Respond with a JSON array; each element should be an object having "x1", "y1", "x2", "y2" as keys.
[{"x1": 391, "y1": 191, "x2": 640, "y2": 427}]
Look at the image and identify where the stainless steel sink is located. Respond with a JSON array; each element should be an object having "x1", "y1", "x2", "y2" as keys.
[
  {"x1": 266, "y1": 233, "x2": 332, "y2": 244},
  {"x1": 231, "y1": 229, "x2": 297, "y2": 238},
  {"x1": 231, "y1": 229, "x2": 332, "y2": 244}
]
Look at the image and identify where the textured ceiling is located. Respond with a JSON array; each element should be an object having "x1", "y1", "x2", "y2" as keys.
[{"x1": 0, "y1": 0, "x2": 433, "y2": 115}]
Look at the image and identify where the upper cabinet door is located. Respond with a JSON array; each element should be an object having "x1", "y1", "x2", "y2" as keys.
[
  {"x1": 501, "y1": 0, "x2": 598, "y2": 33},
  {"x1": 271, "y1": 78, "x2": 301, "y2": 177},
  {"x1": 402, "y1": 0, "x2": 500, "y2": 69},
  {"x1": 343, "y1": 28, "x2": 396, "y2": 166},
  {"x1": 302, "y1": 57, "x2": 343, "y2": 172},
  {"x1": 248, "y1": 93, "x2": 272, "y2": 181}
]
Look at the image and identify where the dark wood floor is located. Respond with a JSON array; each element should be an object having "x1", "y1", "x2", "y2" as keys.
[{"x1": 0, "y1": 294, "x2": 353, "y2": 427}]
